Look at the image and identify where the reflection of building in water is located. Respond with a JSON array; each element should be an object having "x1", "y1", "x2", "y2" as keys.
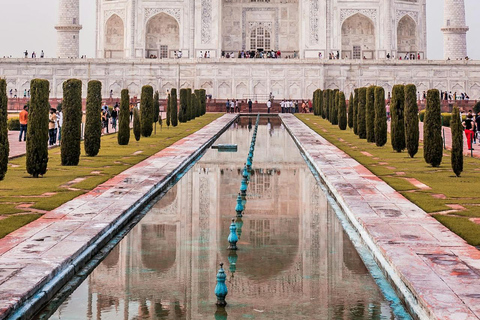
[{"x1": 72, "y1": 120, "x2": 394, "y2": 319}]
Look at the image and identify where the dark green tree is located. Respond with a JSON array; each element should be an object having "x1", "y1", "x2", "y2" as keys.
[
  {"x1": 166, "y1": 93, "x2": 171, "y2": 128},
  {"x1": 140, "y1": 85, "x2": 154, "y2": 137},
  {"x1": 338, "y1": 91, "x2": 347, "y2": 130},
  {"x1": 61, "y1": 79, "x2": 82, "y2": 166},
  {"x1": 404, "y1": 84, "x2": 419, "y2": 157},
  {"x1": 366, "y1": 86, "x2": 376, "y2": 143},
  {"x1": 391, "y1": 85, "x2": 406, "y2": 152},
  {"x1": 329, "y1": 89, "x2": 335, "y2": 123},
  {"x1": 374, "y1": 86, "x2": 388, "y2": 147},
  {"x1": 450, "y1": 106, "x2": 463, "y2": 177},
  {"x1": 26, "y1": 79, "x2": 50, "y2": 177},
  {"x1": 357, "y1": 87, "x2": 367, "y2": 139},
  {"x1": 153, "y1": 91, "x2": 160, "y2": 133},
  {"x1": 322, "y1": 90, "x2": 329, "y2": 119},
  {"x1": 133, "y1": 107, "x2": 141, "y2": 141},
  {"x1": 424, "y1": 89, "x2": 443, "y2": 167},
  {"x1": 171, "y1": 88, "x2": 178, "y2": 127},
  {"x1": 84, "y1": 80, "x2": 102, "y2": 157},
  {"x1": 199, "y1": 89, "x2": 207, "y2": 115},
  {"x1": 118, "y1": 89, "x2": 130, "y2": 145},
  {"x1": 353, "y1": 89, "x2": 359, "y2": 135},
  {"x1": 179, "y1": 88, "x2": 188, "y2": 123},
  {"x1": 194, "y1": 90, "x2": 201, "y2": 117},
  {"x1": 318, "y1": 89, "x2": 323, "y2": 118},
  {"x1": 348, "y1": 92, "x2": 354, "y2": 129},
  {"x1": 0, "y1": 79, "x2": 9, "y2": 180},
  {"x1": 187, "y1": 89, "x2": 194, "y2": 121},
  {"x1": 332, "y1": 90, "x2": 339, "y2": 125}
]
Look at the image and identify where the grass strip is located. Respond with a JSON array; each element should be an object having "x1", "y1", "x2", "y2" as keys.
[
  {"x1": 297, "y1": 114, "x2": 480, "y2": 246},
  {"x1": 0, "y1": 114, "x2": 222, "y2": 237}
]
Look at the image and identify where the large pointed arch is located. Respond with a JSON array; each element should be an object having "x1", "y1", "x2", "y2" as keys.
[
  {"x1": 104, "y1": 14, "x2": 125, "y2": 59},
  {"x1": 397, "y1": 15, "x2": 417, "y2": 56},
  {"x1": 341, "y1": 13, "x2": 376, "y2": 59},
  {"x1": 145, "y1": 13, "x2": 180, "y2": 59}
]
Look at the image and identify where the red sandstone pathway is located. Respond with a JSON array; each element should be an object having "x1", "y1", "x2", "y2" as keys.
[
  {"x1": 282, "y1": 114, "x2": 480, "y2": 320},
  {"x1": 0, "y1": 113, "x2": 234, "y2": 319}
]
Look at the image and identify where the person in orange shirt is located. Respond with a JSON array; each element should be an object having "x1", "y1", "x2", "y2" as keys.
[{"x1": 18, "y1": 105, "x2": 28, "y2": 142}]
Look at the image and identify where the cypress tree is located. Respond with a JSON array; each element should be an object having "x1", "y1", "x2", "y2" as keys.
[
  {"x1": 353, "y1": 89, "x2": 359, "y2": 135},
  {"x1": 179, "y1": 88, "x2": 188, "y2": 123},
  {"x1": 424, "y1": 89, "x2": 443, "y2": 167},
  {"x1": 332, "y1": 90, "x2": 339, "y2": 125},
  {"x1": 201, "y1": 89, "x2": 207, "y2": 115},
  {"x1": 26, "y1": 79, "x2": 50, "y2": 178},
  {"x1": 322, "y1": 90, "x2": 329, "y2": 119},
  {"x1": 366, "y1": 86, "x2": 376, "y2": 143},
  {"x1": 166, "y1": 93, "x2": 171, "y2": 128},
  {"x1": 0, "y1": 79, "x2": 9, "y2": 181},
  {"x1": 133, "y1": 108, "x2": 141, "y2": 141},
  {"x1": 171, "y1": 88, "x2": 178, "y2": 127},
  {"x1": 153, "y1": 91, "x2": 160, "y2": 133},
  {"x1": 374, "y1": 86, "x2": 388, "y2": 147},
  {"x1": 404, "y1": 84, "x2": 419, "y2": 158},
  {"x1": 84, "y1": 80, "x2": 102, "y2": 157},
  {"x1": 451, "y1": 106, "x2": 463, "y2": 177},
  {"x1": 338, "y1": 91, "x2": 347, "y2": 130},
  {"x1": 329, "y1": 90, "x2": 335, "y2": 123},
  {"x1": 194, "y1": 90, "x2": 201, "y2": 117},
  {"x1": 348, "y1": 92, "x2": 354, "y2": 129},
  {"x1": 118, "y1": 89, "x2": 130, "y2": 145},
  {"x1": 391, "y1": 85, "x2": 406, "y2": 152},
  {"x1": 357, "y1": 87, "x2": 367, "y2": 139},
  {"x1": 187, "y1": 89, "x2": 195, "y2": 120},
  {"x1": 140, "y1": 85, "x2": 154, "y2": 137},
  {"x1": 312, "y1": 90, "x2": 317, "y2": 116},
  {"x1": 318, "y1": 89, "x2": 323, "y2": 118},
  {"x1": 61, "y1": 79, "x2": 82, "y2": 166}
]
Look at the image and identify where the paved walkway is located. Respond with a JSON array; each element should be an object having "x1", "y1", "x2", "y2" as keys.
[
  {"x1": 281, "y1": 114, "x2": 480, "y2": 320},
  {"x1": 0, "y1": 114, "x2": 237, "y2": 319}
]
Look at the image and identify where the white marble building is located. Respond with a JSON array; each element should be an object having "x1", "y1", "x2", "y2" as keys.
[{"x1": 96, "y1": 0, "x2": 427, "y2": 60}]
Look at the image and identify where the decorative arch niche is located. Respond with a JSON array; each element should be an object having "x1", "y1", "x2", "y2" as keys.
[
  {"x1": 397, "y1": 15, "x2": 417, "y2": 55},
  {"x1": 104, "y1": 14, "x2": 125, "y2": 59},
  {"x1": 145, "y1": 13, "x2": 180, "y2": 59},
  {"x1": 341, "y1": 13, "x2": 376, "y2": 59}
]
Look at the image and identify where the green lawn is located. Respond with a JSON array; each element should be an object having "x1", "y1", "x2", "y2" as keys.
[
  {"x1": 297, "y1": 114, "x2": 480, "y2": 247},
  {"x1": 0, "y1": 114, "x2": 222, "y2": 237}
]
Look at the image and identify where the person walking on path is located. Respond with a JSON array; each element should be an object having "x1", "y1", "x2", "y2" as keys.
[
  {"x1": 267, "y1": 99, "x2": 271, "y2": 114},
  {"x1": 475, "y1": 111, "x2": 480, "y2": 145},
  {"x1": 462, "y1": 111, "x2": 475, "y2": 150},
  {"x1": 18, "y1": 105, "x2": 28, "y2": 142},
  {"x1": 111, "y1": 104, "x2": 118, "y2": 132},
  {"x1": 248, "y1": 99, "x2": 252, "y2": 113},
  {"x1": 48, "y1": 108, "x2": 57, "y2": 146}
]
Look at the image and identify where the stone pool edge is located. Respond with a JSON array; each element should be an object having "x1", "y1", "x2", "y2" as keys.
[
  {"x1": 280, "y1": 114, "x2": 480, "y2": 320},
  {"x1": 0, "y1": 114, "x2": 239, "y2": 320}
]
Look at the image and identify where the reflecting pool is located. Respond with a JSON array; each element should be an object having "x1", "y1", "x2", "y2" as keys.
[{"x1": 39, "y1": 117, "x2": 406, "y2": 319}]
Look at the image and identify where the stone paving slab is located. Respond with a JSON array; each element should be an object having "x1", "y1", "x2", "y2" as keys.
[
  {"x1": 0, "y1": 114, "x2": 237, "y2": 320},
  {"x1": 281, "y1": 114, "x2": 480, "y2": 320}
]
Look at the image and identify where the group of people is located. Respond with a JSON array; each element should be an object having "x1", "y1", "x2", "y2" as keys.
[
  {"x1": 23, "y1": 50, "x2": 44, "y2": 59},
  {"x1": 222, "y1": 50, "x2": 298, "y2": 59},
  {"x1": 440, "y1": 91, "x2": 470, "y2": 101},
  {"x1": 101, "y1": 103, "x2": 120, "y2": 134},
  {"x1": 462, "y1": 110, "x2": 480, "y2": 151},
  {"x1": 18, "y1": 105, "x2": 63, "y2": 146}
]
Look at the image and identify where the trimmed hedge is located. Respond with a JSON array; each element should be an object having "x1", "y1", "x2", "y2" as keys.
[
  {"x1": 353, "y1": 89, "x2": 359, "y2": 135},
  {"x1": 404, "y1": 84, "x2": 419, "y2": 158},
  {"x1": 322, "y1": 90, "x2": 329, "y2": 119},
  {"x1": 374, "y1": 86, "x2": 387, "y2": 147},
  {"x1": 424, "y1": 89, "x2": 443, "y2": 167},
  {"x1": 140, "y1": 85, "x2": 154, "y2": 137},
  {"x1": 179, "y1": 88, "x2": 188, "y2": 123},
  {"x1": 133, "y1": 107, "x2": 141, "y2": 141},
  {"x1": 0, "y1": 79, "x2": 8, "y2": 181},
  {"x1": 7, "y1": 118, "x2": 20, "y2": 131},
  {"x1": 391, "y1": 85, "x2": 406, "y2": 153},
  {"x1": 366, "y1": 86, "x2": 376, "y2": 143},
  {"x1": 451, "y1": 106, "x2": 463, "y2": 177},
  {"x1": 338, "y1": 91, "x2": 347, "y2": 130},
  {"x1": 348, "y1": 92, "x2": 354, "y2": 129},
  {"x1": 118, "y1": 89, "x2": 130, "y2": 145},
  {"x1": 194, "y1": 89, "x2": 201, "y2": 117},
  {"x1": 187, "y1": 88, "x2": 194, "y2": 121},
  {"x1": 170, "y1": 88, "x2": 178, "y2": 127},
  {"x1": 357, "y1": 87, "x2": 367, "y2": 139},
  {"x1": 84, "y1": 80, "x2": 102, "y2": 157},
  {"x1": 26, "y1": 79, "x2": 50, "y2": 178},
  {"x1": 199, "y1": 89, "x2": 207, "y2": 115},
  {"x1": 61, "y1": 79, "x2": 83, "y2": 166},
  {"x1": 153, "y1": 91, "x2": 160, "y2": 124},
  {"x1": 166, "y1": 93, "x2": 171, "y2": 128}
]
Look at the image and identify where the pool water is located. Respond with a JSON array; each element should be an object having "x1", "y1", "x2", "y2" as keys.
[{"x1": 37, "y1": 117, "x2": 408, "y2": 319}]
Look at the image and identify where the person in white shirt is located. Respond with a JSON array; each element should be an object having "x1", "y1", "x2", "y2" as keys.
[
  {"x1": 230, "y1": 100, "x2": 235, "y2": 113},
  {"x1": 57, "y1": 110, "x2": 63, "y2": 145},
  {"x1": 267, "y1": 100, "x2": 272, "y2": 114}
]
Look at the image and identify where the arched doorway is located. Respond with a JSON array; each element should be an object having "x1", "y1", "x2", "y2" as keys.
[
  {"x1": 249, "y1": 27, "x2": 271, "y2": 51},
  {"x1": 397, "y1": 15, "x2": 417, "y2": 57},
  {"x1": 341, "y1": 14, "x2": 375, "y2": 59},
  {"x1": 104, "y1": 15, "x2": 124, "y2": 58},
  {"x1": 145, "y1": 13, "x2": 180, "y2": 59}
]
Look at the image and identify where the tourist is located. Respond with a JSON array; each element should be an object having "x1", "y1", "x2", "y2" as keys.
[
  {"x1": 57, "y1": 108, "x2": 63, "y2": 145},
  {"x1": 308, "y1": 100, "x2": 312, "y2": 113},
  {"x1": 129, "y1": 103, "x2": 134, "y2": 122},
  {"x1": 41, "y1": 50, "x2": 44, "y2": 58},
  {"x1": 48, "y1": 108, "x2": 57, "y2": 146},
  {"x1": 102, "y1": 106, "x2": 110, "y2": 134},
  {"x1": 111, "y1": 103, "x2": 119, "y2": 131},
  {"x1": 23, "y1": 89, "x2": 27, "y2": 98},
  {"x1": 14, "y1": 89, "x2": 17, "y2": 98},
  {"x1": 475, "y1": 112, "x2": 480, "y2": 145},
  {"x1": 110, "y1": 90, "x2": 113, "y2": 99},
  {"x1": 386, "y1": 103, "x2": 391, "y2": 121},
  {"x1": 32, "y1": 51, "x2": 36, "y2": 59},
  {"x1": 248, "y1": 99, "x2": 252, "y2": 113},
  {"x1": 226, "y1": 99, "x2": 230, "y2": 113},
  {"x1": 280, "y1": 99, "x2": 285, "y2": 113},
  {"x1": 235, "y1": 99, "x2": 240, "y2": 113},
  {"x1": 267, "y1": 99, "x2": 271, "y2": 114},
  {"x1": 24, "y1": 50, "x2": 28, "y2": 58},
  {"x1": 9, "y1": 89, "x2": 12, "y2": 98},
  {"x1": 462, "y1": 110, "x2": 475, "y2": 150},
  {"x1": 18, "y1": 105, "x2": 28, "y2": 142},
  {"x1": 230, "y1": 99, "x2": 235, "y2": 113}
]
